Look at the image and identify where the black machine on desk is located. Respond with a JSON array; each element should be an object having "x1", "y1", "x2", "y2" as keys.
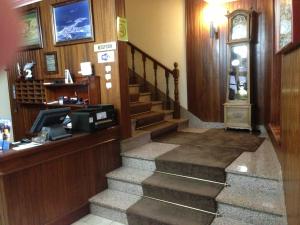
[{"x1": 71, "y1": 104, "x2": 116, "y2": 132}]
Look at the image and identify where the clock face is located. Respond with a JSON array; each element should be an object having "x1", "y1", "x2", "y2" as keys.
[{"x1": 231, "y1": 15, "x2": 248, "y2": 40}]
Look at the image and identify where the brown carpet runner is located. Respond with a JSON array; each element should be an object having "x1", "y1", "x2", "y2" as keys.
[{"x1": 127, "y1": 129, "x2": 264, "y2": 225}]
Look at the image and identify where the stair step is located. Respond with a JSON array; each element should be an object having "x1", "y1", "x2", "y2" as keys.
[
  {"x1": 107, "y1": 167, "x2": 153, "y2": 196},
  {"x1": 154, "y1": 109, "x2": 174, "y2": 120},
  {"x1": 129, "y1": 93, "x2": 140, "y2": 103},
  {"x1": 212, "y1": 217, "x2": 254, "y2": 225},
  {"x1": 129, "y1": 92, "x2": 152, "y2": 103},
  {"x1": 142, "y1": 172, "x2": 223, "y2": 212},
  {"x1": 132, "y1": 111, "x2": 165, "y2": 128},
  {"x1": 121, "y1": 130, "x2": 151, "y2": 153},
  {"x1": 166, "y1": 118, "x2": 189, "y2": 130},
  {"x1": 130, "y1": 102, "x2": 152, "y2": 115},
  {"x1": 226, "y1": 139, "x2": 281, "y2": 181},
  {"x1": 107, "y1": 167, "x2": 153, "y2": 185},
  {"x1": 89, "y1": 189, "x2": 140, "y2": 225},
  {"x1": 72, "y1": 214, "x2": 125, "y2": 225},
  {"x1": 151, "y1": 100, "x2": 163, "y2": 111},
  {"x1": 140, "y1": 121, "x2": 178, "y2": 138},
  {"x1": 155, "y1": 144, "x2": 238, "y2": 183},
  {"x1": 121, "y1": 142, "x2": 178, "y2": 171},
  {"x1": 129, "y1": 84, "x2": 140, "y2": 94},
  {"x1": 226, "y1": 172, "x2": 280, "y2": 193},
  {"x1": 226, "y1": 139, "x2": 282, "y2": 193},
  {"x1": 217, "y1": 186, "x2": 284, "y2": 216},
  {"x1": 122, "y1": 142, "x2": 178, "y2": 160},
  {"x1": 127, "y1": 197, "x2": 215, "y2": 225},
  {"x1": 139, "y1": 92, "x2": 151, "y2": 102},
  {"x1": 217, "y1": 186, "x2": 285, "y2": 225}
]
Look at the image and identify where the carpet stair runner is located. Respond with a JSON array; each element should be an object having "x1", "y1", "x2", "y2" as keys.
[
  {"x1": 72, "y1": 129, "x2": 286, "y2": 225},
  {"x1": 129, "y1": 82, "x2": 188, "y2": 138}
]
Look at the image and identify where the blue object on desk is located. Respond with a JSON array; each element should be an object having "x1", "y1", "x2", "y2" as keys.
[{"x1": 0, "y1": 140, "x2": 10, "y2": 152}]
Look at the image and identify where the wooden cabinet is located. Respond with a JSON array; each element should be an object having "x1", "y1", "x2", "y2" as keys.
[
  {"x1": 224, "y1": 10, "x2": 257, "y2": 131},
  {"x1": 0, "y1": 127, "x2": 120, "y2": 225},
  {"x1": 15, "y1": 80, "x2": 46, "y2": 104},
  {"x1": 44, "y1": 76, "x2": 101, "y2": 106}
]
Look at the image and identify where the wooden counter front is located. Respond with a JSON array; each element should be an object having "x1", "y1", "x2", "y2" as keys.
[{"x1": 0, "y1": 126, "x2": 121, "y2": 225}]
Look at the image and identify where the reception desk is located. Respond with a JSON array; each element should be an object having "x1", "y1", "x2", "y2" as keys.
[{"x1": 0, "y1": 126, "x2": 121, "y2": 225}]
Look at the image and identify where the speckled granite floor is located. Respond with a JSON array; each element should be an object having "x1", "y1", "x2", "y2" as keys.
[{"x1": 72, "y1": 214, "x2": 124, "y2": 225}]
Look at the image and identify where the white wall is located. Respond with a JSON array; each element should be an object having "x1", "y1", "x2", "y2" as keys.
[
  {"x1": 0, "y1": 70, "x2": 12, "y2": 120},
  {"x1": 125, "y1": 0, "x2": 187, "y2": 109},
  {"x1": 0, "y1": 70, "x2": 14, "y2": 139}
]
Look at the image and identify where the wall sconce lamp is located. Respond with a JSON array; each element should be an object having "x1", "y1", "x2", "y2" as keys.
[{"x1": 203, "y1": 0, "x2": 236, "y2": 39}]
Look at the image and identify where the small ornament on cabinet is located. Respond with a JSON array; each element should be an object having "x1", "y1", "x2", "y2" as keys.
[{"x1": 16, "y1": 61, "x2": 36, "y2": 81}]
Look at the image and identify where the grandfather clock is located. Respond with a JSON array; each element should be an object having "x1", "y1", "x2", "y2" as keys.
[{"x1": 224, "y1": 9, "x2": 257, "y2": 131}]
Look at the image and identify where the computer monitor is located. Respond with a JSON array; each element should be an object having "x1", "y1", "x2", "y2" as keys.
[{"x1": 30, "y1": 107, "x2": 72, "y2": 141}]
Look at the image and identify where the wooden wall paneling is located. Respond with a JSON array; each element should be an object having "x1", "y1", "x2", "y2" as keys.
[
  {"x1": 281, "y1": 48, "x2": 300, "y2": 225},
  {"x1": 7, "y1": 0, "x2": 132, "y2": 139},
  {"x1": 186, "y1": 0, "x2": 274, "y2": 125},
  {"x1": 115, "y1": 0, "x2": 131, "y2": 139}
]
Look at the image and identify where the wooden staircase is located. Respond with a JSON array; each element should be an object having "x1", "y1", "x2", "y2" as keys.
[
  {"x1": 129, "y1": 83, "x2": 186, "y2": 138},
  {"x1": 128, "y1": 42, "x2": 187, "y2": 138}
]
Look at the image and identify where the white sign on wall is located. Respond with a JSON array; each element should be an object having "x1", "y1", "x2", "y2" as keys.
[
  {"x1": 98, "y1": 51, "x2": 115, "y2": 64},
  {"x1": 94, "y1": 42, "x2": 117, "y2": 52}
]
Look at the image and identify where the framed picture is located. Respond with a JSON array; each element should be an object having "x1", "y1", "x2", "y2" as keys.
[
  {"x1": 52, "y1": 0, "x2": 94, "y2": 46},
  {"x1": 44, "y1": 52, "x2": 59, "y2": 74},
  {"x1": 21, "y1": 8, "x2": 43, "y2": 50},
  {"x1": 275, "y1": 0, "x2": 300, "y2": 53}
]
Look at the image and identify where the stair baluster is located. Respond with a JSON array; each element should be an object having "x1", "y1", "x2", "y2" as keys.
[
  {"x1": 165, "y1": 70, "x2": 171, "y2": 110},
  {"x1": 142, "y1": 54, "x2": 147, "y2": 92},
  {"x1": 131, "y1": 45, "x2": 136, "y2": 83},
  {"x1": 153, "y1": 62, "x2": 158, "y2": 101},
  {"x1": 173, "y1": 62, "x2": 180, "y2": 119},
  {"x1": 127, "y1": 42, "x2": 180, "y2": 116}
]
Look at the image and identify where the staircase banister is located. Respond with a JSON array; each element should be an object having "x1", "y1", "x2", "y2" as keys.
[{"x1": 128, "y1": 42, "x2": 173, "y2": 74}]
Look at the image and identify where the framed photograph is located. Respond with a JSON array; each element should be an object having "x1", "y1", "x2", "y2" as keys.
[
  {"x1": 21, "y1": 8, "x2": 43, "y2": 50},
  {"x1": 275, "y1": 0, "x2": 300, "y2": 53},
  {"x1": 52, "y1": 0, "x2": 94, "y2": 46},
  {"x1": 44, "y1": 52, "x2": 59, "y2": 74}
]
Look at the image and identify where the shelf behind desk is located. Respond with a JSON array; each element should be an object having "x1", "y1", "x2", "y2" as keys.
[{"x1": 0, "y1": 126, "x2": 121, "y2": 225}]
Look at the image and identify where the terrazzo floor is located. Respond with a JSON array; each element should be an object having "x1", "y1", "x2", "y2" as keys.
[{"x1": 72, "y1": 214, "x2": 124, "y2": 225}]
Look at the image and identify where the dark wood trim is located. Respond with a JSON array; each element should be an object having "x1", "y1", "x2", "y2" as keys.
[{"x1": 115, "y1": 0, "x2": 131, "y2": 139}]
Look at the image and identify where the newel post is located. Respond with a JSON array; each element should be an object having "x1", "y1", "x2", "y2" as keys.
[{"x1": 173, "y1": 62, "x2": 180, "y2": 119}]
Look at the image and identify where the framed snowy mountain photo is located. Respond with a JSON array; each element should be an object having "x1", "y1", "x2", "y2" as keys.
[{"x1": 52, "y1": 0, "x2": 94, "y2": 46}]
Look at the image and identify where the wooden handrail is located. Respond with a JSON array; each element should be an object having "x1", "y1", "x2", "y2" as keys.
[
  {"x1": 128, "y1": 42, "x2": 173, "y2": 74},
  {"x1": 128, "y1": 42, "x2": 180, "y2": 118}
]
